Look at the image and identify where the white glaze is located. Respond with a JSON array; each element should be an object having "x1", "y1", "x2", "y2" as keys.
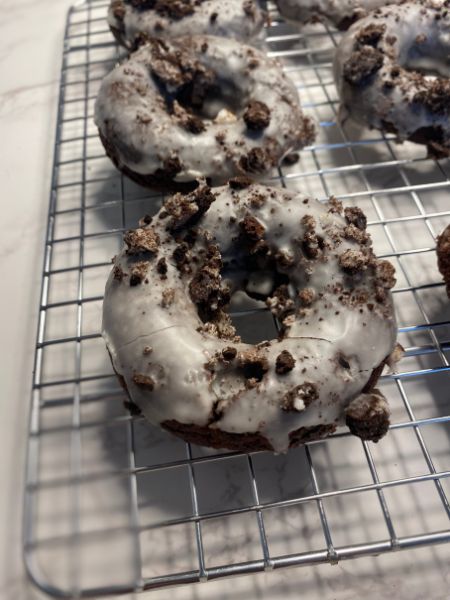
[
  {"x1": 102, "y1": 184, "x2": 397, "y2": 452},
  {"x1": 4, "y1": 2, "x2": 450, "y2": 596},
  {"x1": 276, "y1": 0, "x2": 398, "y2": 29},
  {"x1": 94, "y1": 35, "x2": 314, "y2": 186},
  {"x1": 334, "y1": 1, "x2": 450, "y2": 149},
  {"x1": 108, "y1": 0, "x2": 266, "y2": 49}
]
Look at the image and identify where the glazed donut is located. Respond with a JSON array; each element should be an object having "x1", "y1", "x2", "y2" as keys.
[
  {"x1": 437, "y1": 224, "x2": 450, "y2": 298},
  {"x1": 94, "y1": 35, "x2": 314, "y2": 191},
  {"x1": 103, "y1": 181, "x2": 398, "y2": 452},
  {"x1": 108, "y1": 0, "x2": 266, "y2": 50},
  {"x1": 334, "y1": 1, "x2": 450, "y2": 157},
  {"x1": 276, "y1": 0, "x2": 396, "y2": 31}
]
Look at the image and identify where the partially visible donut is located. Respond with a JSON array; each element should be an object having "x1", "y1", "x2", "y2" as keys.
[
  {"x1": 437, "y1": 225, "x2": 450, "y2": 298},
  {"x1": 334, "y1": 1, "x2": 450, "y2": 157},
  {"x1": 103, "y1": 182, "x2": 398, "y2": 452},
  {"x1": 94, "y1": 35, "x2": 315, "y2": 191},
  {"x1": 276, "y1": 0, "x2": 396, "y2": 31},
  {"x1": 108, "y1": 0, "x2": 266, "y2": 50}
]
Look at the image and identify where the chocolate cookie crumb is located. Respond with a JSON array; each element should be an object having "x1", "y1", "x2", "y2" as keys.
[
  {"x1": 302, "y1": 231, "x2": 321, "y2": 259},
  {"x1": 243, "y1": 100, "x2": 271, "y2": 130},
  {"x1": 298, "y1": 287, "x2": 316, "y2": 307},
  {"x1": 413, "y1": 79, "x2": 450, "y2": 115},
  {"x1": 161, "y1": 288, "x2": 175, "y2": 307},
  {"x1": 139, "y1": 214, "x2": 153, "y2": 227},
  {"x1": 163, "y1": 155, "x2": 183, "y2": 176},
  {"x1": 113, "y1": 265, "x2": 124, "y2": 281},
  {"x1": 188, "y1": 244, "x2": 229, "y2": 321},
  {"x1": 276, "y1": 350, "x2": 296, "y2": 374},
  {"x1": 328, "y1": 196, "x2": 343, "y2": 214},
  {"x1": 172, "y1": 242, "x2": 190, "y2": 269},
  {"x1": 239, "y1": 214, "x2": 265, "y2": 241},
  {"x1": 156, "y1": 257, "x2": 168, "y2": 278},
  {"x1": 386, "y1": 343, "x2": 404, "y2": 369},
  {"x1": 343, "y1": 46, "x2": 384, "y2": 87},
  {"x1": 184, "y1": 114, "x2": 206, "y2": 134},
  {"x1": 239, "y1": 148, "x2": 267, "y2": 173},
  {"x1": 345, "y1": 389, "x2": 390, "y2": 442},
  {"x1": 132, "y1": 372, "x2": 155, "y2": 390},
  {"x1": 204, "y1": 357, "x2": 217, "y2": 372},
  {"x1": 129, "y1": 0, "x2": 196, "y2": 19},
  {"x1": 249, "y1": 192, "x2": 266, "y2": 208},
  {"x1": 130, "y1": 261, "x2": 149, "y2": 286},
  {"x1": 344, "y1": 206, "x2": 367, "y2": 230},
  {"x1": 112, "y1": 0, "x2": 126, "y2": 20},
  {"x1": 275, "y1": 250, "x2": 295, "y2": 269},
  {"x1": 415, "y1": 33, "x2": 427, "y2": 44},
  {"x1": 228, "y1": 176, "x2": 253, "y2": 189},
  {"x1": 437, "y1": 224, "x2": 450, "y2": 297},
  {"x1": 266, "y1": 285, "x2": 295, "y2": 321},
  {"x1": 301, "y1": 215, "x2": 316, "y2": 233},
  {"x1": 344, "y1": 223, "x2": 370, "y2": 245},
  {"x1": 356, "y1": 23, "x2": 386, "y2": 48},
  {"x1": 282, "y1": 382, "x2": 318, "y2": 411},
  {"x1": 124, "y1": 227, "x2": 160, "y2": 255},
  {"x1": 164, "y1": 185, "x2": 216, "y2": 231},
  {"x1": 339, "y1": 249, "x2": 369, "y2": 274},
  {"x1": 375, "y1": 260, "x2": 396, "y2": 289},
  {"x1": 173, "y1": 100, "x2": 206, "y2": 134}
]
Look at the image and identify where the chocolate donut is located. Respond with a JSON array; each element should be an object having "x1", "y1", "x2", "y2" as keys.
[
  {"x1": 276, "y1": 0, "x2": 395, "y2": 30},
  {"x1": 103, "y1": 182, "x2": 398, "y2": 452},
  {"x1": 94, "y1": 36, "x2": 314, "y2": 191},
  {"x1": 108, "y1": 0, "x2": 266, "y2": 50},
  {"x1": 334, "y1": 1, "x2": 450, "y2": 157},
  {"x1": 437, "y1": 224, "x2": 450, "y2": 298}
]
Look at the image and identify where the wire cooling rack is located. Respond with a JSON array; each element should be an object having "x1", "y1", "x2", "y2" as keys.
[{"x1": 23, "y1": 0, "x2": 450, "y2": 597}]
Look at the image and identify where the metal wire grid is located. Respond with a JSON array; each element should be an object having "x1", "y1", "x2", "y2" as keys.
[{"x1": 23, "y1": 0, "x2": 450, "y2": 597}]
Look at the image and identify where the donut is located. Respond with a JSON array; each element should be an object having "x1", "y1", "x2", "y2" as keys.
[
  {"x1": 94, "y1": 35, "x2": 314, "y2": 191},
  {"x1": 437, "y1": 224, "x2": 450, "y2": 298},
  {"x1": 108, "y1": 0, "x2": 267, "y2": 50},
  {"x1": 276, "y1": 0, "x2": 395, "y2": 30},
  {"x1": 102, "y1": 182, "x2": 398, "y2": 452},
  {"x1": 334, "y1": 1, "x2": 450, "y2": 157}
]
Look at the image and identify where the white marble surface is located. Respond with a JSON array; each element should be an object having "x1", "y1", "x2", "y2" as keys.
[{"x1": 0, "y1": 1, "x2": 450, "y2": 599}]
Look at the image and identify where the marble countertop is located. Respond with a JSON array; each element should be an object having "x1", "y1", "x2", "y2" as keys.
[{"x1": 0, "y1": 1, "x2": 449, "y2": 599}]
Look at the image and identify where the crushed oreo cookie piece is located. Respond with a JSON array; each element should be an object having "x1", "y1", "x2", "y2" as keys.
[
  {"x1": 243, "y1": 100, "x2": 271, "y2": 130},
  {"x1": 132, "y1": 372, "x2": 155, "y2": 390},
  {"x1": 343, "y1": 46, "x2": 384, "y2": 86},
  {"x1": 344, "y1": 206, "x2": 367, "y2": 230},
  {"x1": 276, "y1": 350, "x2": 296, "y2": 374},
  {"x1": 282, "y1": 382, "x2": 318, "y2": 411},
  {"x1": 228, "y1": 176, "x2": 253, "y2": 189},
  {"x1": 124, "y1": 228, "x2": 160, "y2": 255},
  {"x1": 345, "y1": 389, "x2": 390, "y2": 442}
]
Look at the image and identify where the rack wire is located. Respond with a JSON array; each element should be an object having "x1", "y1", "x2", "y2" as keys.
[{"x1": 23, "y1": 0, "x2": 450, "y2": 597}]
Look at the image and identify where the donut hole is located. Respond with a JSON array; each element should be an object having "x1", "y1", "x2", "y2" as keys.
[
  {"x1": 227, "y1": 290, "x2": 278, "y2": 345},
  {"x1": 147, "y1": 38, "x2": 250, "y2": 124},
  {"x1": 175, "y1": 77, "x2": 246, "y2": 121},
  {"x1": 223, "y1": 266, "x2": 291, "y2": 344}
]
